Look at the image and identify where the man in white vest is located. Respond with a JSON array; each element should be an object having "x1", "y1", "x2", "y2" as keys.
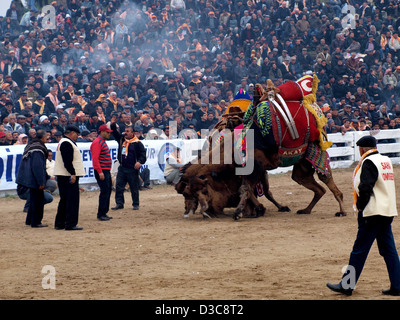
[
  {"x1": 327, "y1": 135, "x2": 400, "y2": 296},
  {"x1": 53, "y1": 125, "x2": 85, "y2": 230}
]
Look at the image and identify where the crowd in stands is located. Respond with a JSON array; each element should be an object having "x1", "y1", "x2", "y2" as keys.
[{"x1": 1, "y1": 0, "x2": 400, "y2": 147}]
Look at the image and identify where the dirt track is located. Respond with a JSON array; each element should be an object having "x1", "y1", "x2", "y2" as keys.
[{"x1": 1, "y1": 166, "x2": 400, "y2": 300}]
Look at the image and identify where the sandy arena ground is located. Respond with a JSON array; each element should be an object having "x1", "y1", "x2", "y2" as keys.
[{"x1": 1, "y1": 166, "x2": 400, "y2": 301}]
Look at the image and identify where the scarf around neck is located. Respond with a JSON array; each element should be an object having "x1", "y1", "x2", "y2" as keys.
[
  {"x1": 22, "y1": 138, "x2": 48, "y2": 160},
  {"x1": 122, "y1": 136, "x2": 139, "y2": 156}
]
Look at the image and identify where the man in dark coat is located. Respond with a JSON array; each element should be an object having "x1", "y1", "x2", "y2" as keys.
[
  {"x1": 110, "y1": 120, "x2": 147, "y2": 210},
  {"x1": 16, "y1": 129, "x2": 49, "y2": 228}
]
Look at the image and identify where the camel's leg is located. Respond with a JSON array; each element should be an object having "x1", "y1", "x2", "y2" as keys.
[
  {"x1": 234, "y1": 148, "x2": 281, "y2": 220},
  {"x1": 254, "y1": 150, "x2": 288, "y2": 212},
  {"x1": 234, "y1": 181, "x2": 266, "y2": 219},
  {"x1": 234, "y1": 162, "x2": 267, "y2": 220},
  {"x1": 183, "y1": 197, "x2": 191, "y2": 218},
  {"x1": 198, "y1": 195, "x2": 211, "y2": 219},
  {"x1": 291, "y1": 159, "x2": 326, "y2": 215},
  {"x1": 262, "y1": 171, "x2": 290, "y2": 212},
  {"x1": 234, "y1": 184, "x2": 250, "y2": 220},
  {"x1": 183, "y1": 198, "x2": 198, "y2": 218},
  {"x1": 249, "y1": 191, "x2": 266, "y2": 217},
  {"x1": 317, "y1": 165, "x2": 347, "y2": 217}
]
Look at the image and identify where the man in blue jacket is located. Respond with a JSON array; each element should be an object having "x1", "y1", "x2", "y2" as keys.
[{"x1": 16, "y1": 129, "x2": 49, "y2": 228}]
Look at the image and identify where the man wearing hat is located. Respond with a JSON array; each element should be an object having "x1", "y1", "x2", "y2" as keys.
[
  {"x1": 298, "y1": 47, "x2": 313, "y2": 70},
  {"x1": 26, "y1": 80, "x2": 39, "y2": 102},
  {"x1": 53, "y1": 131, "x2": 62, "y2": 142},
  {"x1": 90, "y1": 124, "x2": 114, "y2": 221},
  {"x1": 36, "y1": 115, "x2": 51, "y2": 132},
  {"x1": 0, "y1": 131, "x2": 8, "y2": 145},
  {"x1": 1, "y1": 82, "x2": 15, "y2": 103},
  {"x1": 182, "y1": 108, "x2": 197, "y2": 129},
  {"x1": 16, "y1": 129, "x2": 49, "y2": 228},
  {"x1": 327, "y1": 135, "x2": 400, "y2": 296},
  {"x1": 86, "y1": 111, "x2": 104, "y2": 133},
  {"x1": 17, "y1": 114, "x2": 30, "y2": 135},
  {"x1": 1, "y1": 100, "x2": 15, "y2": 117},
  {"x1": 76, "y1": 129, "x2": 92, "y2": 142},
  {"x1": 53, "y1": 125, "x2": 85, "y2": 230},
  {"x1": 32, "y1": 96, "x2": 45, "y2": 115}
]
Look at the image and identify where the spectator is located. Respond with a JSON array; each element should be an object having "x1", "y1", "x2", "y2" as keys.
[
  {"x1": 16, "y1": 129, "x2": 48, "y2": 228},
  {"x1": 4, "y1": 113, "x2": 22, "y2": 133}
]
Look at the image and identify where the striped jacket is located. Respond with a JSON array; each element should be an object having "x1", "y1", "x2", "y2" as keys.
[{"x1": 90, "y1": 136, "x2": 112, "y2": 173}]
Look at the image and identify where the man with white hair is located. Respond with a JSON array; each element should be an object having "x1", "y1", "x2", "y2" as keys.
[
  {"x1": 4, "y1": 113, "x2": 23, "y2": 133},
  {"x1": 105, "y1": 92, "x2": 122, "y2": 119},
  {"x1": 240, "y1": 10, "x2": 251, "y2": 30},
  {"x1": 44, "y1": 86, "x2": 59, "y2": 115}
]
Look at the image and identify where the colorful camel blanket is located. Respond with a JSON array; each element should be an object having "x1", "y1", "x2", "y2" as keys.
[{"x1": 237, "y1": 75, "x2": 331, "y2": 175}]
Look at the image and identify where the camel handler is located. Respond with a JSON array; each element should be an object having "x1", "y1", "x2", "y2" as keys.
[{"x1": 327, "y1": 135, "x2": 400, "y2": 296}]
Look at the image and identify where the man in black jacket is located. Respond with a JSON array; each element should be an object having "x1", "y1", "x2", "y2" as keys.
[
  {"x1": 16, "y1": 129, "x2": 48, "y2": 228},
  {"x1": 111, "y1": 120, "x2": 147, "y2": 210},
  {"x1": 327, "y1": 136, "x2": 400, "y2": 296}
]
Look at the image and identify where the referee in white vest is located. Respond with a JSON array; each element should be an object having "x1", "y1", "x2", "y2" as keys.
[
  {"x1": 54, "y1": 125, "x2": 85, "y2": 230},
  {"x1": 327, "y1": 135, "x2": 400, "y2": 296}
]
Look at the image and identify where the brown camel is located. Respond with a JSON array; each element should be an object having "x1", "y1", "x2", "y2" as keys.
[{"x1": 233, "y1": 80, "x2": 346, "y2": 220}]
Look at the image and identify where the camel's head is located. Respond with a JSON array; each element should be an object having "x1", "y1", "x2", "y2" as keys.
[
  {"x1": 266, "y1": 79, "x2": 280, "y2": 101},
  {"x1": 226, "y1": 115, "x2": 243, "y2": 129}
]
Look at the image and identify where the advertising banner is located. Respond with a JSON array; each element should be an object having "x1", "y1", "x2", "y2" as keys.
[{"x1": 0, "y1": 139, "x2": 206, "y2": 191}]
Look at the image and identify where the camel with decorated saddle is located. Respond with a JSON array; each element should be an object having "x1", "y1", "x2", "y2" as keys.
[
  {"x1": 232, "y1": 74, "x2": 346, "y2": 220},
  {"x1": 175, "y1": 89, "x2": 289, "y2": 219},
  {"x1": 175, "y1": 75, "x2": 346, "y2": 220}
]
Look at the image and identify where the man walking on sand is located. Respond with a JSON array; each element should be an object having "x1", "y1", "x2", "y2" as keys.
[{"x1": 327, "y1": 135, "x2": 400, "y2": 296}]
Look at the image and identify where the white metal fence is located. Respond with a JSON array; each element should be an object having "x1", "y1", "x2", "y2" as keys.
[{"x1": 270, "y1": 129, "x2": 400, "y2": 174}]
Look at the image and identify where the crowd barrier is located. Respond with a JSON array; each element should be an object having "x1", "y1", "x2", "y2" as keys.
[
  {"x1": 0, "y1": 138, "x2": 204, "y2": 195},
  {"x1": 1, "y1": 129, "x2": 400, "y2": 195}
]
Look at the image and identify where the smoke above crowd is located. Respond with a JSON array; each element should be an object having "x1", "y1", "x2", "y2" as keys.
[{"x1": 87, "y1": 1, "x2": 180, "y2": 78}]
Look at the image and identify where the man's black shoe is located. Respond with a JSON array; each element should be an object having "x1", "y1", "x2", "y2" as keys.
[
  {"x1": 31, "y1": 224, "x2": 48, "y2": 228},
  {"x1": 98, "y1": 215, "x2": 112, "y2": 221},
  {"x1": 65, "y1": 226, "x2": 83, "y2": 231},
  {"x1": 55, "y1": 226, "x2": 65, "y2": 230},
  {"x1": 133, "y1": 206, "x2": 139, "y2": 210},
  {"x1": 326, "y1": 282, "x2": 353, "y2": 296},
  {"x1": 382, "y1": 288, "x2": 400, "y2": 296},
  {"x1": 111, "y1": 204, "x2": 124, "y2": 210}
]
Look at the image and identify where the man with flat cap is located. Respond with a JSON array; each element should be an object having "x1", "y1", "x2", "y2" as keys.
[
  {"x1": 53, "y1": 125, "x2": 85, "y2": 230},
  {"x1": 327, "y1": 135, "x2": 400, "y2": 296},
  {"x1": 90, "y1": 124, "x2": 113, "y2": 221}
]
